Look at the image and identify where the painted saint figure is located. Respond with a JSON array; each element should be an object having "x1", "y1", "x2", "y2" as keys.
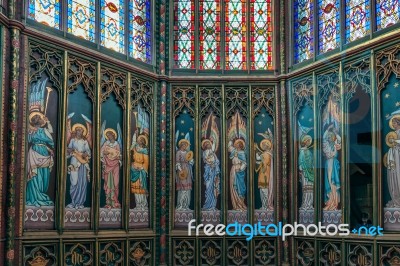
[
  {"x1": 66, "y1": 113, "x2": 92, "y2": 209},
  {"x1": 255, "y1": 129, "x2": 274, "y2": 210},
  {"x1": 384, "y1": 112, "x2": 400, "y2": 208},
  {"x1": 227, "y1": 111, "x2": 247, "y2": 211},
  {"x1": 201, "y1": 113, "x2": 220, "y2": 211},
  {"x1": 26, "y1": 79, "x2": 55, "y2": 207},
  {"x1": 323, "y1": 123, "x2": 341, "y2": 211},
  {"x1": 228, "y1": 139, "x2": 247, "y2": 211},
  {"x1": 26, "y1": 112, "x2": 55, "y2": 207},
  {"x1": 130, "y1": 130, "x2": 149, "y2": 210},
  {"x1": 175, "y1": 135, "x2": 194, "y2": 211},
  {"x1": 100, "y1": 122, "x2": 122, "y2": 209},
  {"x1": 298, "y1": 134, "x2": 314, "y2": 210}
]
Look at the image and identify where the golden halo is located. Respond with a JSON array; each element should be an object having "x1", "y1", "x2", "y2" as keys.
[
  {"x1": 260, "y1": 139, "x2": 272, "y2": 151},
  {"x1": 137, "y1": 134, "x2": 148, "y2": 146},
  {"x1": 72, "y1": 123, "x2": 87, "y2": 136},
  {"x1": 201, "y1": 139, "x2": 212, "y2": 150},
  {"x1": 186, "y1": 151, "x2": 194, "y2": 161},
  {"x1": 104, "y1": 128, "x2": 117, "y2": 140},
  {"x1": 301, "y1": 135, "x2": 312, "y2": 147},
  {"x1": 178, "y1": 139, "x2": 190, "y2": 148},
  {"x1": 233, "y1": 139, "x2": 245, "y2": 149},
  {"x1": 389, "y1": 114, "x2": 400, "y2": 130},
  {"x1": 386, "y1": 131, "x2": 397, "y2": 147},
  {"x1": 29, "y1": 111, "x2": 46, "y2": 127}
]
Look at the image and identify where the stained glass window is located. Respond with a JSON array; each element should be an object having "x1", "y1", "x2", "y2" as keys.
[
  {"x1": 376, "y1": 0, "x2": 400, "y2": 30},
  {"x1": 225, "y1": 0, "x2": 247, "y2": 70},
  {"x1": 318, "y1": 0, "x2": 340, "y2": 53},
  {"x1": 294, "y1": 0, "x2": 314, "y2": 63},
  {"x1": 129, "y1": 0, "x2": 152, "y2": 63},
  {"x1": 174, "y1": 0, "x2": 195, "y2": 68},
  {"x1": 345, "y1": 0, "x2": 370, "y2": 42},
  {"x1": 100, "y1": 0, "x2": 125, "y2": 53},
  {"x1": 199, "y1": 0, "x2": 221, "y2": 70},
  {"x1": 67, "y1": 0, "x2": 96, "y2": 41},
  {"x1": 250, "y1": 0, "x2": 273, "y2": 70},
  {"x1": 28, "y1": 0, "x2": 61, "y2": 28}
]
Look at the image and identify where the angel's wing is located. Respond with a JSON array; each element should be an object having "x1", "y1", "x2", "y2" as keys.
[
  {"x1": 237, "y1": 112, "x2": 247, "y2": 144},
  {"x1": 388, "y1": 109, "x2": 400, "y2": 120},
  {"x1": 210, "y1": 115, "x2": 219, "y2": 152},
  {"x1": 175, "y1": 130, "x2": 180, "y2": 151},
  {"x1": 117, "y1": 123, "x2": 123, "y2": 147},
  {"x1": 66, "y1": 112, "x2": 74, "y2": 146},
  {"x1": 185, "y1": 132, "x2": 190, "y2": 145},
  {"x1": 100, "y1": 121, "x2": 107, "y2": 147},
  {"x1": 137, "y1": 104, "x2": 150, "y2": 135},
  {"x1": 81, "y1": 114, "x2": 92, "y2": 148},
  {"x1": 227, "y1": 112, "x2": 237, "y2": 141},
  {"x1": 201, "y1": 113, "x2": 212, "y2": 139}
]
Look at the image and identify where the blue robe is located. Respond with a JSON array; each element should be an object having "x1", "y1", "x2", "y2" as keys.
[
  {"x1": 202, "y1": 150, "x2": 220, "y2": 210},
  {"x1": 324, "y1": 157, "x2": 340, "y2": 202},
  {"x1": 26, "y1": 128, "x2": 54, "y2": 207},
  {"x1": 230, "y1": 149, "x2": 247, "y2": 198}
]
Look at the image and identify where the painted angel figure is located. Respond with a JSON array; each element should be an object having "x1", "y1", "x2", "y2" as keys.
[
  {"x1": 66, "y1": 113, "x2": 92, "y2": 209},
  {"x1": 298, "y1": 122, "x2": 314, "y2": 211},
  {"x1": 26, "y1": 79, "x2": 55, "y2": 207},
  {"x1": 227, "y1": 111, "x2": 247, "y2": 211},
  {"x1": 100, "y1": 122, "x2": 123, "y2": 209},
  {"x1": 201, "y1": 113, "x2": 221, "y2": 211},
  {"x1": 130, "y1": 105, "x2": 150, "y2": 211},
  {"x1": 255, "y1": 128, "x2": 274, "y2": 211},
  {"x1": 323, "y1": 123, "x2": 341, "y2": 211},
  {"x1": 175, "y1": 131, "x2": 194, "y2": 211},
  {"x1": 384, "y1": 110, "x2": 400, "y2": 208}
]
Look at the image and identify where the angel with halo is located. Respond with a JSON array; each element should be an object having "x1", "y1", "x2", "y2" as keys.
[
  {"x1": 227, "y1": 111, "x2": 247, "y2": 211},
  {"x1": 255, "y1": 128, "x2": 274, "y2": 210},
  {"x1": 297, "y1": 122, "x2": 314, "y2": 211},
  {"x1": 100, "y1": 121, "x2": 123, "y2": 209},
  {"x1": 66, "y1": 113, "x2": 92, "y2": 209},
  {"x1": 130, "y1": 105, "x2": 150, "y2": 211},
  {"x1": 175, "y1": 130, "x2": 194, "y2": 211},
  {"x1": 201, "y1": 113, "x2": 221, "y2": 211},
  {"x1": 384, "y1": 109, "x2": 400, "y2": 208}
]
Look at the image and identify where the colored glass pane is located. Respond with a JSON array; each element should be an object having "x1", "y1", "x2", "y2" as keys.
[
  {"x1": 318, "y1": 0, "x2": 340, "y2": 53},
  {"x1": 174, "y1": 0, "x2": 195, "y2": 68},
  {"x1": 345, "y1": 0, "x2": 370, "y2": 42},
  {"x1": 28, "y1": 0, "x2": 61, "y2": 28},
  {"x1": 129, "y1": 0, "x2": 152, "y2": 63},
  {"x1": 294, "y1": 0, "x2": 314, "y2": 63},
  {"x1": 100, "y1": 0, "x2": 125, "y2": 53},
  {"x1": 250, "y1": 0, "x2": 273, "y2": 70},
  {"x1": 67, "y1": 0, "x2": 96, "y2": 41},
  {"x1": 376, "y1": 0, "x2": 400, "y2": 30},
  {"x1": 199, "y1": 0, "x2": 221, "y2": 70},
  {"x1": 225, "y1": 0, "x2": 247, "y2": 70}
]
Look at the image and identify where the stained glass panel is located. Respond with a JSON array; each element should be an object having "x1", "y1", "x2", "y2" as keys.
[
  {"x1": 67, "y1": 0, "x2": 96, "y2": 41},
  {"x1": 100, "y1": 0, "x2": 125, "y2": 53},
  {"x1": 250, "y1": 0, "x2": 272, "y2": 70},
  {"x1": 345, "y1": 0, "x2": 370, "y2": 42},
  {"x1": 376, "y1": 0, "x2": 400, "y2": 30},
  {"x1": 294, "y1": 0, "x2": 314, "y2": 63},
  {"x1": 174, "y1": 0, "x2": 195, "y2": 68},
  {"x1": 318, "y1": 0, "x2": 340, "y2": 53},
  {"x1": 28, "y1": 0, "x2": 61, "y2": 28},
  {"x1": 129, "y1": 0, "x2": 152, "y2": 63},
  {"x1": 225, "y1": 0, "x2": 247, "y2": 70},
  {"x1": 199, "y1": 0, "x2": 221, "y2": 70}
]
